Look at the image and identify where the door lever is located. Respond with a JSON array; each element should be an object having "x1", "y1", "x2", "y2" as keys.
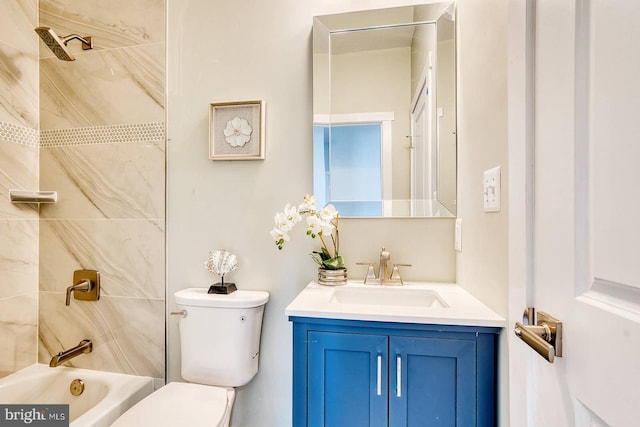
[{"x1": 514, "y1": 310, "x2": 562, "y2": 363}]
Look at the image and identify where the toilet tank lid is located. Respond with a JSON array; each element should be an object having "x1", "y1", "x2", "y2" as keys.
[{"x1": 175, "y1": 288, "x2": 269, "y2": 308}]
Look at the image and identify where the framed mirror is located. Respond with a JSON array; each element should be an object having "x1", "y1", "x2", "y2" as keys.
[{"x1": 313, "y1": 2, "x2": 456, "y2": 218}]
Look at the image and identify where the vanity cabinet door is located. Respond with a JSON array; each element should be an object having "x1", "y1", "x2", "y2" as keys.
[
  {"x1": 291, "y1": 318, "x2": 498, "y2": 427},
  {"x1": 389, "y1": 336, "x2": 477, "y2": 427},
  {"x1": 307, "y1": 331, "x2": 388, "y2": 427}
]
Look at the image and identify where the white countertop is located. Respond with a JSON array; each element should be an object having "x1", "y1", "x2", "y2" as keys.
[{"x1": 285, "y1": 281, "x2": 505, "y2": 328}]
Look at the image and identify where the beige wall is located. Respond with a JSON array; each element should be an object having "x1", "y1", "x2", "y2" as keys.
[
  {"x1": 0, "y1": 0, "x2": 39, "y2": 378},
  {"x1": 1, "y1": 0, "x2": 167, "y2": 382},
  {"x1": 167, "y1": 0, "x2": 457, "y2": 425},
  {"x1": 166, "y1": 0, "x2": 509, "y2": 425},
  {"x1": 456, "y1": 0, "x2": 509, "y2": 424},
  {"x1": 35, "y1": 0, "x2": 166, "y2": 379},
  {"x1": 456, "y1": 0, "x2": 508, "y2": 319}
]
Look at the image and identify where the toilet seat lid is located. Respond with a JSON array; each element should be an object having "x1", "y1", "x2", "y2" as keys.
[{"x1": 111, "y1": 382, "x2": 230, "y2": 427}]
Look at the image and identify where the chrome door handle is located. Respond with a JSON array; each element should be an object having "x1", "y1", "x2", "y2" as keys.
[{"x1": 514, "y1": 309, "x2": 563, "y2": 363}]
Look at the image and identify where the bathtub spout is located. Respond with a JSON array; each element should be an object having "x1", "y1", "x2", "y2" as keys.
[{"x1": 49, "y1": 339, "x2": 92, "y2": 367}]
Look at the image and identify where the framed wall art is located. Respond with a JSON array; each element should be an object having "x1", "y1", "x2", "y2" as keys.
[{"x1": 209, "y1": 100, "x2": 265, "y2": 160}]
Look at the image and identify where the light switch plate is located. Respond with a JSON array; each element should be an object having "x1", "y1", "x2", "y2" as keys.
[
  {"x1": 454, "y1": 218, "x2": 462, "y2": 251},
  {"x1": 483, "y1": 166, "x2": 501, "y2": 212}
]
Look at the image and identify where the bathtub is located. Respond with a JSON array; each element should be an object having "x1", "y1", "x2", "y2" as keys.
[{"x1": 0, "y1": 364, "x2": 154, "y2": 427}]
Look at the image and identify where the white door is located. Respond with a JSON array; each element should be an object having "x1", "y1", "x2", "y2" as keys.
[
  {"x1": 508, "y1": 0, "x2": 640, "y2": 426},
  {"x1": 411, "y1": 86, "x2": 428, "y2": 217},
  {"x1": 411, "y1": 78, "x2": 437, "y2": 217}
]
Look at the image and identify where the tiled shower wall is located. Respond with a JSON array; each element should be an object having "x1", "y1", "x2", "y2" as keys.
[
  {"x1": 36, "y1": 0, "x2": 166, "y2": 379},
  {"x1": 0, "y1": 0, "x2": 166, "y2": 379},
  {"x1": 0, "y1": 1, "x2": 39, "y2": 378}
]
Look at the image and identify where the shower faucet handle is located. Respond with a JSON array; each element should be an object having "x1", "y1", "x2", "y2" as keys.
[{"x1": 66, "y1": 270, "x2": 100, "y2": 306}]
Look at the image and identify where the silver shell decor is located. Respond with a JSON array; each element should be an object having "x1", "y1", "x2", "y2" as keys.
[{"x1": 204, "y1": 250, "x2": 238, "y2": 277}]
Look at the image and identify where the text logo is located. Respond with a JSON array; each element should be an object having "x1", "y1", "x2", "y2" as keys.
[{"x1": 0, "y1": 405, "x2": 68, "y2": 426}]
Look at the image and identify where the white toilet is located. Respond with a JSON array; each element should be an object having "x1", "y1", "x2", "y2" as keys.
[{"x1": 112, "y1": 287, "x2": 269, "y2": 427}]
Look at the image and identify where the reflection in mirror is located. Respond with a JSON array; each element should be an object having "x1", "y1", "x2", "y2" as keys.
[{"x1": 313, "y1": 2, "x2": 456, "y2": 218}]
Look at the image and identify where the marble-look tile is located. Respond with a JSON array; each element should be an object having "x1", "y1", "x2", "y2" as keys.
[
  {"x1": 0, "y1": 219, "x2": 38, "y2": 299},
  {"x1": 0, "y1": 293, "x2": 38, "y2": 377},
  {"x1": 39, "y1": 0, "x2": 165, "y2": 57},
  {"x1": 40, "y1": 43, "x2": 165, "y2": 129},
  {"x1": 40, "y1": 219, "x2": 164, "y2": 298},
  {"x1": 0, "y1": 139, "x2": 39, "y2": 219},
  {"x1": 0, "y1": 0, "x2": 37, "y2": 53},
  {"x1": 0, "y1": 42, "x2": 39, "y2": 129},
  {"x1": 40, "y1": 139, "x2": 165, "y2": 219},
  {"x1": 38, "y1": 292, "x2": 164, "y2": 378}
]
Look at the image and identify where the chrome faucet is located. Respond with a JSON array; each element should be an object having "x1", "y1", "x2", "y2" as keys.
[
  {"x1": 357, "y1": 247, "x2": 412, "y2": 285},
  {"x1": 378, "y1": 247, "x2": 391, "y2": 283},
  {"x1": 49, "y1": 339, "x2": 92, "y2": 367}
]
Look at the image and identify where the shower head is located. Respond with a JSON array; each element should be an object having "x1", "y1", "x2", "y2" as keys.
[{"x1": 34, "y1": 27, "x2": 93, "y2": 61}]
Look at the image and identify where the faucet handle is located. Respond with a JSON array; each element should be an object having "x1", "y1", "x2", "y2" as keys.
[
  {"x1": 66, "y1": 270, "x2": 101, "y2": 306},
  {"x1": 389, "y1": 264, "x2": 412, "y2": 285},
  {"x1": 356, "y1": 262, "x2": 378, "y2": 284},
  {"x1": 65, "y1": 279, "x2": 91, "y2": 306}
]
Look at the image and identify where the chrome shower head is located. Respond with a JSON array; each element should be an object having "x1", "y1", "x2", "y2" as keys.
[{"x1": 34, "y1": 27, "x2": 93, "y2": 61}]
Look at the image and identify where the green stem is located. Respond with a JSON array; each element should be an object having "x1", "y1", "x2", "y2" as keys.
[
  {"x1": 319, "y1": 234, "x2": 331, "y2": 255},
  {"x1": 334, "y1": 214, "x2": 340, "y2": 256}
]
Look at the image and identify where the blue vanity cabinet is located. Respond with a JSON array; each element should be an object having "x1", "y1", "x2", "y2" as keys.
[
  {"x1": 389, "y1": 336, "x2": 477, "y2": 426},
  {"x1": 308, "y1": 331, "x2": 389, "y2": 427},
  {"x1": 291, "y1": 317, "x2": 500, "y2": 427}
]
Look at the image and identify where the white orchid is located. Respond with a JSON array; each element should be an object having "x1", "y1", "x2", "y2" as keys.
[
  {"x1": 283, "y1": 203, "x2": 302, "y2": 223},
  {"x1": 271, "y1": 195, "x2": 343, "y2": 270},
  {"x1": 299, "y1": 195, "x2": 318, "y2": 212},
  {"x1": 270, "y1": 227, "x2": 290, "y2": 245},
  {"x1": 306, "y1": 215, "x2": 334, "y2": 238},
  {"x1": 274, "y1": 211, "x2": 294, "y2": 232},
  {"x1": 318, "y1": 204, "x2": 338, "y2": 222},
  {"x1": 223, "y1": 116, "x2": 253, "y2": 147},
  {"x1": 305, "y1": 215, "x2": 322, "y2": 237}
]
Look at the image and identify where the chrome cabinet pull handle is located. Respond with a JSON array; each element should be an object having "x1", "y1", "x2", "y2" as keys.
[
  {"x1": 396, "y1": 355, "x2": 402, "y2": 397},
  {"x1": 376, "y1": 354, "x2": 382, "y2": 396}
]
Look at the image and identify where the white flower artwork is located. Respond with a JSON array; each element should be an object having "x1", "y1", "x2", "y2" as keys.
[
  {"x1": 209, "y1": 100, "x2": 264, "y2": 160},
  {"x1": 223, "y1": 116, "x2": 253, "y2": 147}
]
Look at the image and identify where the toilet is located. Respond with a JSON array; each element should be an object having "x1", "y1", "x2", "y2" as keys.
[{"x1": 112, "y1": 287, "x2": 269, "y2": 427}]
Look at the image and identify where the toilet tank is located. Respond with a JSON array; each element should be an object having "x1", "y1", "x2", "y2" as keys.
[{"x1": 175, "y1": 288, "x2": 269, "y2": 387}]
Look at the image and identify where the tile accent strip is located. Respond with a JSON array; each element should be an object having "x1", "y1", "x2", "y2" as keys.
[
  {"x1": 0, "y1": 122, "x2": 39, "y2": 147},
  {"x1": 40, "y1": 122, "x2": 165, "y2": 147},
  {"x1": 0, "y1": 122, "x2": 164, "y2": 148}
]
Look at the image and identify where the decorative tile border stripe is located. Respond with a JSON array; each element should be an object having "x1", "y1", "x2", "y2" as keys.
[
  {"x1": 40, "y1": 122, "x2": 165, "y2": 147},
  {"x1": 0, "y1": 121, "x2": 39, "y2": 147},
  {"x1": 0, "y1": 122, "x2": 165, "y2": 148}
]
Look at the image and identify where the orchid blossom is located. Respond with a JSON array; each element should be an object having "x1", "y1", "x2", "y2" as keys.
[{"x1": 271, "y1": 195, "x2": 343, "y2": 270}]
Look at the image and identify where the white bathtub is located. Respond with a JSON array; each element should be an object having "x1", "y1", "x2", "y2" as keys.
[{"x1": 0, "y1": 364, "x2": 154, "y2": 427}]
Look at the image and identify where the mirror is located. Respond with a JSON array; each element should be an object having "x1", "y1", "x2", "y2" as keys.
[{"x1": 313, "y1": 2, "x2": 457, "y2": 218}]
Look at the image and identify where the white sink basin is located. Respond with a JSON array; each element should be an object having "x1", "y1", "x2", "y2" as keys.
[
  {"x1": 285, "y1": 281, "x2": 506, "y2": 327},
  {"x1": 331, "y1": 286, "x2": 448, "y2": 308}
]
